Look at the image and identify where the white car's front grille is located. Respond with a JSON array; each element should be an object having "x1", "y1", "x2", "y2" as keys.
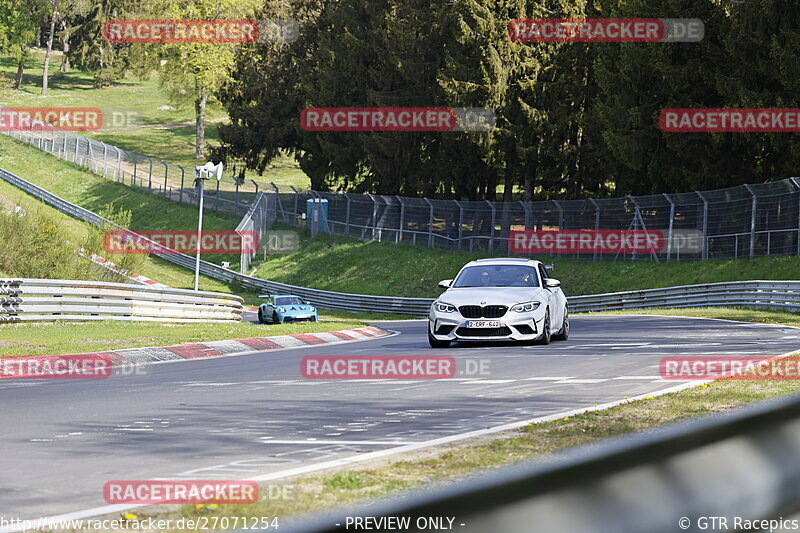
[{"x1": 458, "y1": 305, "x2": 508, "y2": 318}]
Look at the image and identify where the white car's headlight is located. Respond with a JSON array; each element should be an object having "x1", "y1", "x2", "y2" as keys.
[
  {"x1": 512, "y1": 301, "x2": 540, "y2": 313},
  {"x1": 434, "y1": 302, "x2": 457, "y2": 313}
]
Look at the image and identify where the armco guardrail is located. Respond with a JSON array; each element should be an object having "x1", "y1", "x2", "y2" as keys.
[
  {"x1": 568, "y1": 280, "x2": 800, "y2": 313},
  {"x1": 0, "y1": 279, "x2": 243, "y2": 323},
  {"x1": 2, "y1": 167, "x2": 799, "y2": 317},
  {"x1": 289, "y1": 392, "x2": 800, "y2": 533},
  {"x1": 0, "y1": 167, "x2": 433, "y2": 316}
]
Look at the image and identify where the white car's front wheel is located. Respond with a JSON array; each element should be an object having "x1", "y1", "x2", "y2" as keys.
[
  {"x1": 428, "y1": 329, "x2": 451, "y2": 348},
  {"x1": 535, "y1": 309, "x2": 551, "y2": 345},
  {"x1": 552, "y1": 307, "x2": 569, "y2": 341}
]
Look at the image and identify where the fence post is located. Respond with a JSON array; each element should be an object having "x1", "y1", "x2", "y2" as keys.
[
  {"x1": 162, "y1": 161, "x2": 169, "y2": 194},
  {"x1": 74, "y1": 133, "x2": 80, "y2": 163},
  {"x1": 291, "y1": 186, "x2": 299, "y2": 221},
  {"x1": 251, "y1": 179, "x2": 259, "y2": 195},
  {"x1": 63, "y1": 130, "x2": 67, "y2": 159},
  {"x1": 663, "y1": 193, "x2": 675, "y2": 262},
  {"x1": 487, "y1": 200, "x2": 496, "y2": 255},
  {"x1": 369, "y1": 194, "x2": 378, "y2": 241},
  {"x1": 456, "y1": 200, "x2": 464, "y2": 251},
  {"x1": 133, "y1": 157, "x2": 138, "y2": 186},
  {"x1": 589, "y1": 198, "x2": 600, "y2": 262},
  {"x1": 696, "y1": 191, "x2": 709, "y2": 260},
  {"x1": 308, "y1": 191, "x2": 316, "y2": 236},
  {"x1": 791, "y1": 178, "x2": 800, "y2": 255},
  {"x1": 425, "y1": 198, "x2": 434, "y2": 248},
  {"x1": 147, "y1": 157, "x2": 153, "y2": 191},
  {"x1": 270, "y1": 182, "x2": 287, "y2": 224},
  {"x1": 345, "y1": 194, "x2": 351, "y2": 235},
  {"x1": 397, "y1": 196, "x2": 405, "y2": 244},
  {"x1": 552, "y1": 200, "x2": 563, "y2": 258},
  {"x1": 234, "y1": 178, "x2": 240, "y2": 216},
  {"x1": 179, "y1": 166, "x2": 185, "y2": 203},
  {"x1": 744, "y1": 184, "x2": 757, "y2": 259},
  {"x1": 102, "y1": 143, "x2": 108, "y2": 177}
]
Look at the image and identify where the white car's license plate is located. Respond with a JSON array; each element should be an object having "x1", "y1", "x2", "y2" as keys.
[{"x1": 466, "y1": 320, "x2": 501, "y2": 328}]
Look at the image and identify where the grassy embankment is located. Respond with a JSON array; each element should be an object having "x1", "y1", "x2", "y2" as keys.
[{"x1": 0, "y1": 51, "x2": 310, "y2": 190}]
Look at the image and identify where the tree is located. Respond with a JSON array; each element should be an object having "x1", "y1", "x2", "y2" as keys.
[
  {"x1": 68, "y1": 0, "x2": 141, "y2": 87},
  {"x1": 41, "y1": 0, "x2": 59, "y2": 95},
  {"x1": 0, "y1": 0, "x2": 40, "y2": 90},
  {"x1": 151, "y1": 0, "x2": 261, "y2": 160}
]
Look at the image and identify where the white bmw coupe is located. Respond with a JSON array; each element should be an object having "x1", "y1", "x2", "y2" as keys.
[{"x1": 428, "y1": 258, "x2": 569, "y2": 348}]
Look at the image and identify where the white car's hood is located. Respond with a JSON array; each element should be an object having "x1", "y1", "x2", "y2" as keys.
[{"x1": 437, "y1": 287, "x2": 545, "y2": 306}]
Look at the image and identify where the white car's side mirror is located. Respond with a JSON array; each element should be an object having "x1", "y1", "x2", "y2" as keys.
[
  {"x1": 545, "y1": 278, "x2": 561, "y2": 288},
  {"x1": 438, "y1": 279, "x2": 453, "y2": 289}
]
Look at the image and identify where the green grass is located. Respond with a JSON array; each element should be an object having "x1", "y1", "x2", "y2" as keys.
[
  {"x1": 0, "y1": 134, "x2": 236, "y2": 231},
  {"x1": 0, "y1": 146, "x2": 393, "y2": 318},
  {"x1": 0, "y1": 133, "x2": 247, "y2": 266},
  {"x1": 0, "y1": 319, "x2": 364, "y2": 358},
  {"x1": 0, "y1": 51, "x2": 311, "y2": 190},
  {"x1": 252, "y1": 231, "x2": 800, "y2": 298},
  {"x1": 94, "y1": 308, "x2": 800, "y2": 531}
]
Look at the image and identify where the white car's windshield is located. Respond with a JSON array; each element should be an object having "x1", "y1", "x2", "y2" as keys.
[
  {"x1": 453, "y1": 265, "x2": 540, "y2": 288},
  {"x1": 275, "y1": 297, "x2": 305, "y2": 306}
]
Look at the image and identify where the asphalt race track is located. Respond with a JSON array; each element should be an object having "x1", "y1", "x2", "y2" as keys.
[{"x1": 1, "y1": 315, "x2": 798, "y2": 521}]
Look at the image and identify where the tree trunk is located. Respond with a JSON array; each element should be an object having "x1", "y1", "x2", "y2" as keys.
[
  {"x1": 13, "y1": 58, "x2": 24, "y2": 90},
  {"x1": 41, "y1": 0, "x2": 58, "y2": 95},
  {"x1": 486, "y1": 171, "x2": 497, "y2": 202},
  {"x1": 500, "y1": 148, "x2": 517, "y2": 253},
  {"x1": 59, "y1": 20, "x2": 69, "y2": 73},
  {"x1": 502, "y1": 148, "x2": 516, "y2": 204},
  {"x1": 195, "y1": 86, "x2": 207, "y2": 159}
]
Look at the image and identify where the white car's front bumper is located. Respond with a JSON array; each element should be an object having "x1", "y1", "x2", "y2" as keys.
[{"x1": 428, "y1": 306, "x2": 546, "y2": 342}]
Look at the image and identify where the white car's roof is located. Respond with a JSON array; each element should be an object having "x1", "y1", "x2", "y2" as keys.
[{"x1": 464, "y1": 258, "x2": 540, "y2": 267}]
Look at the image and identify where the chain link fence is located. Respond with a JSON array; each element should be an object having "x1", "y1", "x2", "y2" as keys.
[
  {"x1": 5, "y1": 119, "x2": 800, "y2": 264},
  {"x1": 267, "y1": 180, "x2": 800, "y2": 262},
  {"x1": 1, "y1": 121, "x2": 261, "y2": 217}
]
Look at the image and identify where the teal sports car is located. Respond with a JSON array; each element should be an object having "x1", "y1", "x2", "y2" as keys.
[{"x1": 258, "y1": 294, "x2": 318, "y2": 324}]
